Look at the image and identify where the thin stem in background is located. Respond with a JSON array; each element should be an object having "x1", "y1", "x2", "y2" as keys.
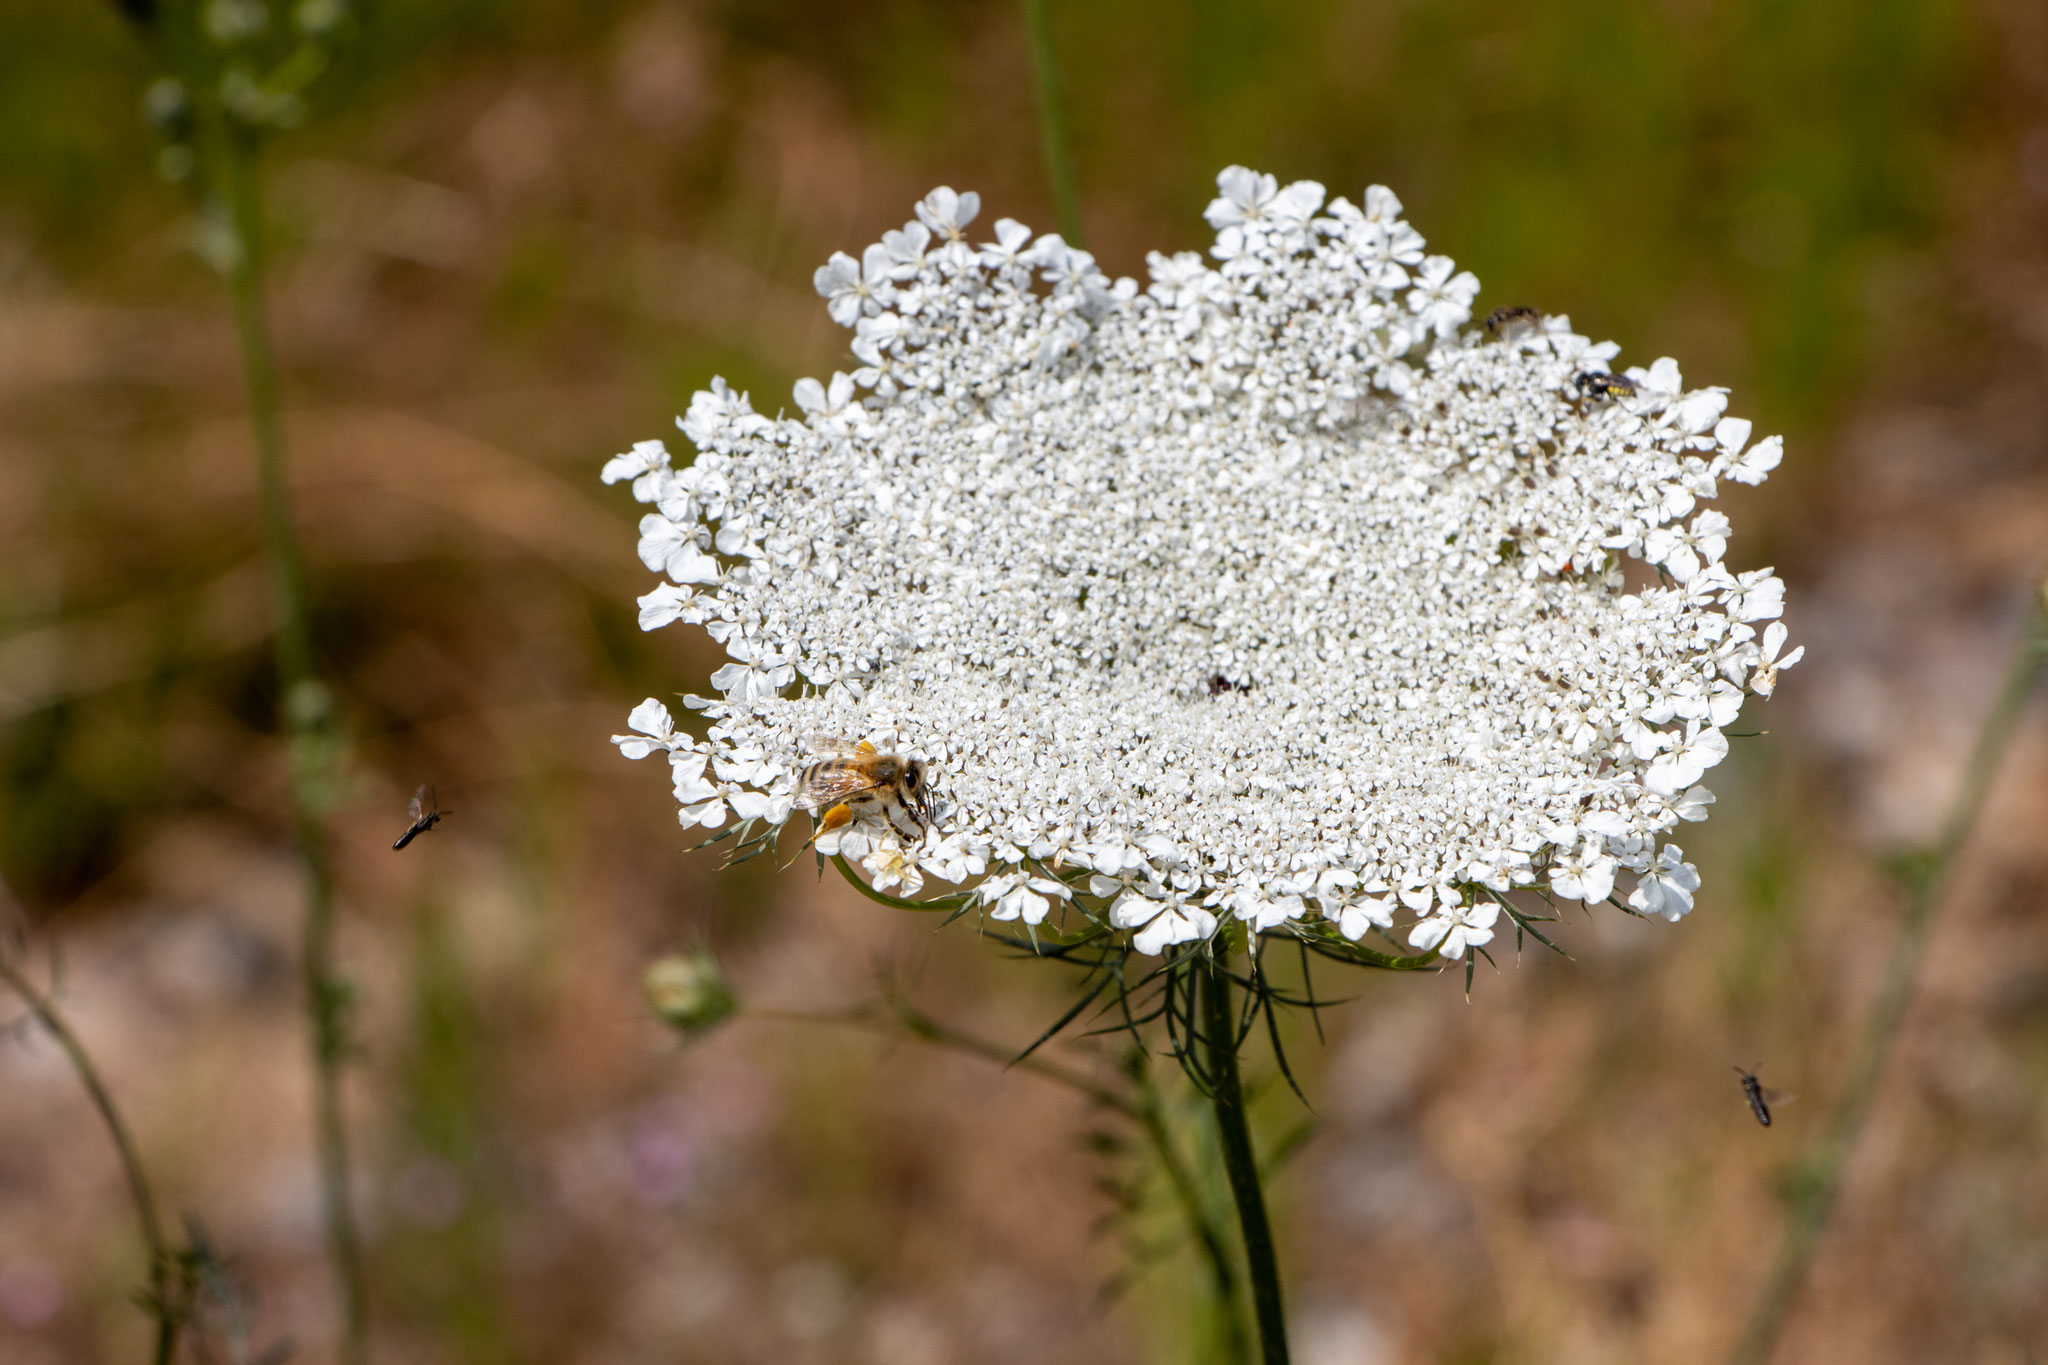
[
  {"x1": 750, "y1": 1001, "x2": 1131, "y2": 1114},
  {"x1": 218, "y1": 128, "x2": 368, "y2": 1365},
  {"x1": 1021, "y1": 0, "x2": 1085, "y2": 248},
  {"x1": 1729, "y1": 581, "x2": 2048, "y2": 1365},
  {"x1": 0, "y1": 945, "x2": 184, "y2": 1365},
  {"x1": 1128, "y1": 1053, "x2": 1252, "y2": 1365},
  {"x1": 749, "y1": 1001, "x2": 1252, "y2": 1359},
  {"x1": 1202, "y1": 955, "x2": 1290, "y2": 1365}
]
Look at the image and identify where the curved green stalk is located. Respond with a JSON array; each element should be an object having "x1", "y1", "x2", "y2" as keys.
[
  {"x1": 0, "y1": 951, "x2": 183, "y2": 1365},
  {"x1": 218, "y1": 127, "x2": 368, "y2": 1365},
  {"x1": 830, "y1": 853, "x2": 975, "y2": 911},
  {"x1": 1202, "y1": 953, "x2": 1290, "y2": 1364},
  {"x1": 1729, "y1": 583, "x2": 2048, "y2": 1365}
]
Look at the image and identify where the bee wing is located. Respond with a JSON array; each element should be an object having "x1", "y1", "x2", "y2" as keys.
[
  {"x1": 795, "y1": 767, "x2": 888, "y2": 811},
  {"x1": 407, "y1": 785, "x2": 428, "y2": 822},
  {"x1": 803, "y1": 734, "x2": 866, "y2": 758},
  {"x1": 1761, "y1": 1088, "x2": 1797, "y2": 1108}
]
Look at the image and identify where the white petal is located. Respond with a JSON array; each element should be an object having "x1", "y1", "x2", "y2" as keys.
[
  {"x1": 1713, "y1": 416, "x2": 1752, "y2": 455},
  {"x1": 637, "y1": 585, "x2": 694, "y2": 630},
  {"x1": 627, "y1": 698, "x2": 674, "y2": 739}
]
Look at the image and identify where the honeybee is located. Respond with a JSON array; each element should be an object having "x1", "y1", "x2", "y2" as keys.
[
  {"x1": 796, "y1": 737, "x2": 933, "y2": 835},
  {"x1": 393, "y1": 785, "x2": 450, "y2": 851},
  {"x1": 1484, "y1": 305, "x2": 1542, "y2": 338},
  {"x1": 1574, "y1": 370, "x2": 1638, "y2": 402}
]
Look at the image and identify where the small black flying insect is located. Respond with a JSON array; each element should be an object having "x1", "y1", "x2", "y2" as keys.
[
  {"x1": 393, "y1": 785, "x2": 450, "y2": 851},
  {"x1": 1733, "y1": 1065, "x2": 1790, "y2": 1127}
]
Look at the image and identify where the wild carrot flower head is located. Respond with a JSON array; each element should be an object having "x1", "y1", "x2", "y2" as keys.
[{"x1": 607, "y1": 168, "x2": 1799, "y2": 959}]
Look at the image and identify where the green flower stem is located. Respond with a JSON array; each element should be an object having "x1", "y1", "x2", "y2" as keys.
[
  {"x1": 1729, "y1": 583, "x2": 2048, "y2": 1365},
  {"x1": 1021, "y1": 0, "x2": 1085, "y2": 247},
  {"x1": 218, "y1": 128, "x2": 368, "y2": 1365},
  {"x1": 0, "y1": 948, "x2": 182, "y2": 1365},
  {"x1": 1202, "y1": 954, "x2": 1290, "y2": 1365}
]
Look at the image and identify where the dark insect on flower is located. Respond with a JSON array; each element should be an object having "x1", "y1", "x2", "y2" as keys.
[
  {"x1": 1574, "y1": 370, "x2": 1639, "y2": 402},
  {"x1": 1734, "y1": 1065, "x2": 1777, "y2": 1126},
  {"x1": 1484, "y1": 305, "x2": 1542, "y2": 338},
  {"x1": 1207, "y1": 674, "x2": 1252, "y2": 696},
  {"x1": 393, "y1": 785, "x2": 450, "y2": 850}
]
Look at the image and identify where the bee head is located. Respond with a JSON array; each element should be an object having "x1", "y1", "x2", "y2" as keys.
[{"x1": 902, "y1": 758, "x2": 932, "y2": 819}]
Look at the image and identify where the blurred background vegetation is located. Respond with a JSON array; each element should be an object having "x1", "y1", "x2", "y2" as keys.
[{"x1": 2, "y1": 0, "x2": 2045, "y2": 1361}]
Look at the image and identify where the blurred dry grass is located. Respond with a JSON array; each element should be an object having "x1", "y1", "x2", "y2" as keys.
[{"x1": 2, "y1": 0, "x2": 2047, "y2": 1362}]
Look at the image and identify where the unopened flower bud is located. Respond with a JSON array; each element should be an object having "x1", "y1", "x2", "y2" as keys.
[{"x1": 642, "y1": 952, "x2": 736, "y2": 1037}]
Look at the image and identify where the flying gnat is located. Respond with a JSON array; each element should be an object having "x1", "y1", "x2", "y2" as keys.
[
  {"x1": 393, "y1": 785, "x2": 450, "y2": 850},
  {"x1": 1733, "y1": 1065, "x2": 1793, "y2": 1127}
]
